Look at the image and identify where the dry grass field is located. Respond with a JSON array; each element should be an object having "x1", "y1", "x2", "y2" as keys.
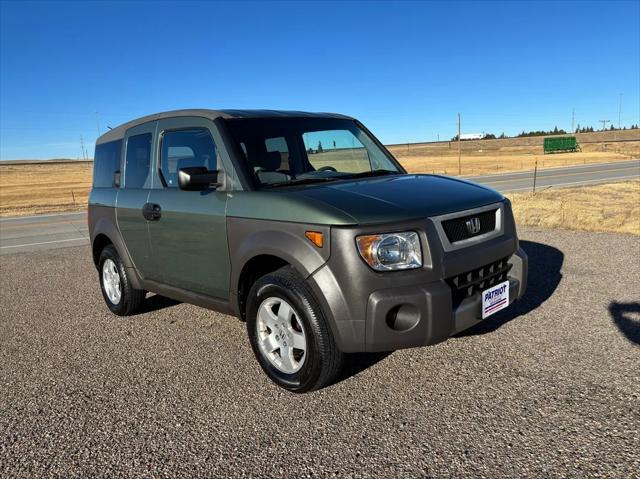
[
  {"x1": 389, "y1": 131, "x2": 640, "y2": 175},
  {"x1": 0, "y1": 161, "x2": 93, "y2": 216},
  {"x1": 508, "y1": 180, "x2": 640, "y2": 235},
  {"x1": 0, "y1": 130, "x2": 638, "y2": 217}
]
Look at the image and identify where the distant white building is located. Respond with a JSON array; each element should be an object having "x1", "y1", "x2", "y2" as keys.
[{"x1": 460, "y1": 133, "x2": 485, "y2": 140}]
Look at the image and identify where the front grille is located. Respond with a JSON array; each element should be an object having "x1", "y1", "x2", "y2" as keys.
[
  {"x1": 445, "y1": 256, "x2": 512, "y2": 309},
  {"x1": 441, "y1": 209, "x2": 497, "y2": 243}
]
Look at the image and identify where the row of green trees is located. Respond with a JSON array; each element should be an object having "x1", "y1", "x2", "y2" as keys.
[
  {"x1": 451, "y1": 124, "x2": 638, "y2": 141},
  {"x1": 517, "y1": 126, "x2": 567, "y2": 137},
  {"x1": 575, "y1": 124, "x2": 640, "y2": 132}
]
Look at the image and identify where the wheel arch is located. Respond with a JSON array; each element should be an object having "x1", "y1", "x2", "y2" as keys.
[
  {"x1": 92, "y1": 233, "x2": 112, "y2": 267},
  {"x1": 90, "y1": 216, "x2": 134, "y2": 269},
  {"x1": 228, "y1": 220, "x2": 332, "y2": 319},
  {"x1": 90, "y1": 216, "x2": 144, "y2": 291},
  {"x1": 236, "y1": 254, "x2": 291, "y2": 320}
]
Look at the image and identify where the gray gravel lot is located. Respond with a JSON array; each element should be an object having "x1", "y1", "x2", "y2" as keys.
[{"x1": 1, "y1": 227, "x2": 639, "y2": 478}]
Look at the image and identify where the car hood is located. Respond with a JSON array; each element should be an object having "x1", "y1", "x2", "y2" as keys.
[{"x1": 292, "y1": 174, "x2": 504, "y2": 224}]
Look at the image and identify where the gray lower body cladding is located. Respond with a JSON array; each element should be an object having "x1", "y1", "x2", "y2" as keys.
[
  {"x1": 308, "y1": 203, "x2": 528, "y2": 353},
  {"x1": 90, "y1": 197, "x2": 528, "y2": 354}
]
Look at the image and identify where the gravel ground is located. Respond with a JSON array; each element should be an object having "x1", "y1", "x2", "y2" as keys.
[{"x1": 1, "y1": 227, "x2": 638, "y2": 478}]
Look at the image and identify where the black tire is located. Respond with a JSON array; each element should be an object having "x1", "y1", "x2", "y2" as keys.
[
  {"x1": 246, "y1": 266, "x2": 343, "y2": 393},
  {"x1": 98, "y1": 244, "x2": 145, "y2": 316}
]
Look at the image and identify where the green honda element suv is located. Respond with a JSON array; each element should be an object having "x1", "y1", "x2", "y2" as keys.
[{"x1": 89, "y1": 109, "x2": 528, "y2": 392}]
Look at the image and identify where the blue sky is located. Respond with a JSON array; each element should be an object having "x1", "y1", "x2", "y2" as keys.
[{"x1": 1, "y1": 0, "x2": 638, "y2": 160}]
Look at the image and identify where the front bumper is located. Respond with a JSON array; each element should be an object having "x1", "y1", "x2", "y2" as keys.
[
  {"x1": 365, "y1": 248, "x2": 527, "y2": 351},
  {"x1": 306, "y1": 204, "x2": 528, "y2": 353}
]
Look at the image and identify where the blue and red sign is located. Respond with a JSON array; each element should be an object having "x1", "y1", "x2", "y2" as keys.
[{"x1": 482, "y1": 281, "x2": 510, "y2": 319}]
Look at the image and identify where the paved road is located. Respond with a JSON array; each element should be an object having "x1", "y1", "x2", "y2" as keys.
[
  {"x1": 0, "y1": 212, "x2": 89, "y2": 255},
  {"x1": 1, "y1": 159, "x2": 638, "y2": 255},
  {"x1": 1, "y1": 228, "x2": 638, "y2": 477},
  {"x1": 464, "y1": 159, "x2": 639, "y2": 192}
]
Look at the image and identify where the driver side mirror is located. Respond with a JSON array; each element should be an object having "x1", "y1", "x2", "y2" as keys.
[{"x1": 178, "y1": 167, "x2": 221, "y2": 191}]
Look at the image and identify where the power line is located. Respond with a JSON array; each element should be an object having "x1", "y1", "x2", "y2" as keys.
[
  {"x1": 618, "y1": 94, "x2": 622, "y2": 129},
  {"x1": 80, "y1": 135, "x2": 88, "y2": 161},
  {"x1": 599, "y1": 119, "x2": 611, "y2": 131},
  {"x1": 457, "y1": 113, "x2": 461, "y2": 175}
]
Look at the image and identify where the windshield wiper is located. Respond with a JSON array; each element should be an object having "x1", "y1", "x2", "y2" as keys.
[
  {"x1": 264, "y1": 169, "x2": 399, "y2": 188},
  {"x1": 340, "y1": 169, "x2": 399, "y2": 180},
  {"x1": 265, "y1": 176, "x2": 341, "y2": 188}
]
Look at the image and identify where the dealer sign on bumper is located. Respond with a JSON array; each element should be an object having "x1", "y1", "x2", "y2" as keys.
[{"x1": 482, "y1": 280, "x2": 510, "y2": 319}]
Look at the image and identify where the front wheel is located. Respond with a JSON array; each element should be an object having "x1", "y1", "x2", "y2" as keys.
[{"x1": 246, "y1": 267, "x2": 343, "y2": 393}]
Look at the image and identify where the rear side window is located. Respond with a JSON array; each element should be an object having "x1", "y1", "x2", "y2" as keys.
[
  {"x1": 160, "y1": 129, "x2": 216, "y2": 187},
  {"x1": 125, "y1": 133, "x2": 152, "y2": 188},
  {"x1": 93, "y1": 140, "x2": 122, "y2": 188}
]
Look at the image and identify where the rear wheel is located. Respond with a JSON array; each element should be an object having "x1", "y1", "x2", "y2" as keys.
[
  {"x1": 246, "y1": 266, "x2": 343, "y2": 393},
  {"x1": 98, "y1": 245, "x2": 145, "y2": 316}
]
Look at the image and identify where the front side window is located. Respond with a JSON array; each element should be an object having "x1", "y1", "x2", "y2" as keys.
[
  {"x1": 160, "y1": 129, "x2": 216, "y2": 187},
  {"x1": 225, "y1": 118, "x2": 401, "y2": 187},
  {"x1": 124, "y1": 133, "x2": 152, "y2": 188}
]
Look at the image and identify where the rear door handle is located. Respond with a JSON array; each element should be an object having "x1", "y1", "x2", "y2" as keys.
[{"x1": 142, "y1": 203, "x2": 162, "y2": 221}]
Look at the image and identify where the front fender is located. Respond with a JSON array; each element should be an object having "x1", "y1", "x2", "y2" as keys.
[{"x1": 227, "y1": 217, "x2": 331, "y2": 294}]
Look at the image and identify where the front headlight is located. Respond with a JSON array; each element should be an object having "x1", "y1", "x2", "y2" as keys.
[{"x1": 356, "y1": 232, "x2": 422, "y2": 271}]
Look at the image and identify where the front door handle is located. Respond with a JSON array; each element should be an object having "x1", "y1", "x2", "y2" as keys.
[{"x1": 142, "y1": 203, "x2": 162, "y2": 221}]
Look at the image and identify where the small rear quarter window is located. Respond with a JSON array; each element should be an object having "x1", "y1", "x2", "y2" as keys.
[{"x1": 93, "y1": 140, "x2": 122, "y2": 188}]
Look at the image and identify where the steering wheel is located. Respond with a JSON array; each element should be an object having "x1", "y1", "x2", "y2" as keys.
[{"x1": 317, "y1": 166, "x2": 337, "y2": 172}]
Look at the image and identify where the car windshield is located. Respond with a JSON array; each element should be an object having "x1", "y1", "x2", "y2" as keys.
[{"x1": 224, "y1": 117, "x2": 402, "y2": 187}]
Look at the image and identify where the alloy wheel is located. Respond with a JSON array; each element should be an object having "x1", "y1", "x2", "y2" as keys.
[{"x1": 256, "y1": 297, "x2": 307, "y2": 374}]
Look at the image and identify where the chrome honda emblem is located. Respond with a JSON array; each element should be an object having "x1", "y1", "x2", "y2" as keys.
[{"x1": 466, "y1": 217, "x2": 481, "y2": 235}]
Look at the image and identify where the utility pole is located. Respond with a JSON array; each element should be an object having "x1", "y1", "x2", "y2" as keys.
[
  {"x1": 80, "y1": 135, "x2": 87, "y2": 161},
  {"x1": 618, "y1": 94, "x2": 622, "y2": 129},
  {"x1": 571, "y1": 109, "x2": 575, "y2": 133},
  {"x1": 457, "y1": 113, "x2": 461, "y2": 175},
  {"x1": 599, "y1": 119, "x2": 610, "y2": 131}
]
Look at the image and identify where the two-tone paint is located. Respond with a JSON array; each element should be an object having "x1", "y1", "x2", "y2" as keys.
[{"x1": 89, "y1": 109, "x2": 528, "y2": 353}]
